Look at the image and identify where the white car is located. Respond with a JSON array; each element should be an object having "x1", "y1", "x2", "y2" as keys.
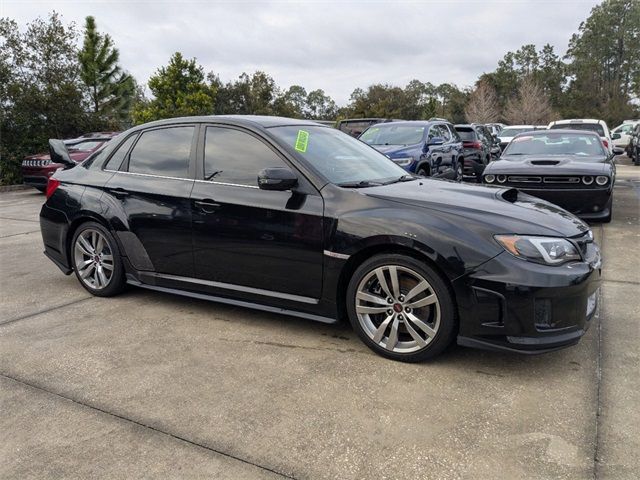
[
  {"x1": 611, "y1": 120, "x2": 639, "y2": 149},
  {"x1": 548, "y1": 119, "x2": 613, "y2": 154},
  {"x1": 496, "y1": 125, "x2": 537, "y2": 151}
]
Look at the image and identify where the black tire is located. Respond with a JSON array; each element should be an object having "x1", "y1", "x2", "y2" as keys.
[
  {"x1": 455, "y1": 162, "x2": 463, "y2": 182},
  {"x1": 70, "y1": 221, "x2": 126, "y2": 297},
  {"x1": 417, "y1": 165, "x2": 429, "y2": 177},
  {"x1": 35, "y1": 186, "x2": 46, "y2": 193},
  {"x1": 346, "y1": 254, "x2": 457, "y2": 362},
  {"x1": 601, "y1": 196, "x2": 613, "y2": 223}
]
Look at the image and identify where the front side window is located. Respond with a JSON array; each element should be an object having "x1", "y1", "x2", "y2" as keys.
[
  {"x1": 204, "y1": 127, "x2": 288, "y2": 186},
  {"x1": 269, "y1": 126, "x2": 407, "y2": 186},
  {"x1": 128, "y1": 127, "x2": 194, "y2": 178}
]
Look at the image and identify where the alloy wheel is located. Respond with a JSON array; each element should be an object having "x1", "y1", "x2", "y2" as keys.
[
  {"x1": 355, "y1": 265, "x2": 441, "y2": 353},
  {"x1": 73, "y1": 228, "x2": 114, "y2": 290}
]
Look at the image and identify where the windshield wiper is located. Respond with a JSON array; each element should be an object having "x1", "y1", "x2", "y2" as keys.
[
  {"x1": 337, "y1": 180, "x2": 383, "y2": 188},
  {"x1": 382, "y1": 175, "x2": 417, "y2": 185}
]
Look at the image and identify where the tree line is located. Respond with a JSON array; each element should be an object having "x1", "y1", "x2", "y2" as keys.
[{"x1": 1, "y1": 0, "x2": 639, "y2": 185}]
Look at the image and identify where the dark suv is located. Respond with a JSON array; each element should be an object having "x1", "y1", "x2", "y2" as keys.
[
  {"x1": 359, "y1": 120, "x2": 464, "y2": 180},
  {"x1": 630, "y1": 123, "x2": 640, "y2": 166},
  {"x1": 22, "y1": 132, "x2": 119, "y2": 191},
  {"x1": 454, "y1": 124, "x2": 495, "y2": 181}
]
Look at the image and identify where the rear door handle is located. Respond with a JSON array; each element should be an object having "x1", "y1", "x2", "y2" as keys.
[
  {"x1": 110, "y1": 187, "x2": 129, "y2": 198},
  {"x1": 194, "y1": 198, "x2": 221, "y2": 213}
]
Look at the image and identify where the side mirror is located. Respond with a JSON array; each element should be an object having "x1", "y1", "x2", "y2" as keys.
[
  {"x1": 48, "y1": 139, "x2": 75, "y2": 168},
  {"x1": 258, "y1": 167, "x2": 298, "y2": 191},
  {"x1": 612, "y1": 146, "x2": 624, "y2": 155},
  {"x1": 611, "y1": 133, "x2": 621, "y2": 140},
  {"x1": 428, "y1": 137, "x2": 445, "y2": 146}
]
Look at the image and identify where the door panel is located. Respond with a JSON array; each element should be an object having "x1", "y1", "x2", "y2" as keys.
[
  {"x1": 103, "y1": 125, "x2": 197, "y2": 277},
  {"x1": 191, "y1": 126, "x2": 324, "y2": 298},
  {"x1": 192, "y1": 183, "x2": 324, "y2": 298},
  {"x1": 105, "y1": 173, "x2": 194, "y2": 275}
]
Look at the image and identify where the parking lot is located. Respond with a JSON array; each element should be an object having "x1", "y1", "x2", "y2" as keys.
[{"x1": 0, "y1": 156, "x2": 638, "y2": 479}]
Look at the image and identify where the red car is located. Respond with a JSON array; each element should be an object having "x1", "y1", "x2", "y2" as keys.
[{"x1": 22, "y1": 132, "x2": 119, "y2": 191}]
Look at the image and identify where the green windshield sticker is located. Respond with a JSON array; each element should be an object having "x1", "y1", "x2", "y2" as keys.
[{"x1": 295, "y1": 130, "x2": 309, "y2": 152}]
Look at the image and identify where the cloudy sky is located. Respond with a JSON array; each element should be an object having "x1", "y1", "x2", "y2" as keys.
[{"x1": 2, "y1": 0, "x2": 600, "y2": 105}]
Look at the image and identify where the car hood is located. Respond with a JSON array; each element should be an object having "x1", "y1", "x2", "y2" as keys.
[
  {"x1": 364, "y1": 179, "x2": 589, "y2": 237},
  {"x1": 371, "y1": 144, "x2": 419, "y2": 157},
  {"x1": 485, "y1": 155, "x2": 608, "y2": 175}
]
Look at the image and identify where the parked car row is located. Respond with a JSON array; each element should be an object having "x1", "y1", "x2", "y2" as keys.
[{"x1": 21, "y1": 132, "x2": 120, "y2": 191}]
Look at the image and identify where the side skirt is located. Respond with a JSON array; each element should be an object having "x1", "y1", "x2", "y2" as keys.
[{"x1": 126, "y1": 277, "x2": 338, "y2": 325}]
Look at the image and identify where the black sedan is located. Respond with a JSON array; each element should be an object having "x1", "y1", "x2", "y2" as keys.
[
  {"x1": 40, "y1": 116, "x2": 601, "y2": 362},
  {"x1": 483, "y1": 130, "x2": 617, "y2": 222}
]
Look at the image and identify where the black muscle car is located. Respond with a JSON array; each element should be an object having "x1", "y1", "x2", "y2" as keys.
[
  {"x1": 40, "y1": 116, "x2": 601, "y2": 362},
  {"x1": 482, "y1": 129, "x2": 616, "y2": 222}
]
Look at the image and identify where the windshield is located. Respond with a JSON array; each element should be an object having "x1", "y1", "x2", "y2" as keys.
[
  {"x1": 503, "y1": 133, "x2": 606, "y2": 158},
  {"x1": 499, "y1": 128, "x2": 532, "y2": 138},
  {"x1": 549, "y1": 123, "x2": 605, "y2": 137},
  {"x1": 359, "y1": 124, "x2": 425, "y2": 146},
  {"x1": 269, "y1": 126, "x2": 408, "y2": 185}
]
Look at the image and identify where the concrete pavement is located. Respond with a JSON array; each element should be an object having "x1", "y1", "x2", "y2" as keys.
[{"x1": 1, "y1": 157, "x2": 638, "y2": 479}]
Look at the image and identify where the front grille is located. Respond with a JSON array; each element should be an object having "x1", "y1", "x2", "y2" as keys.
[
  {"x1": 22, "y1": 159, "x2": 51, "y2": 167},
  {"x1": 543, "y1": 176, "x2": 581, "y2": 184},
  {"x1": 508, "y1": 176, "x2": 542, "y2": 183}
]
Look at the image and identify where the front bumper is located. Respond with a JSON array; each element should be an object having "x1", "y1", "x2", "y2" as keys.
[
  {"x1": 453, "y1": 242, "x2": 601, "y2": 354},
  {"x1": 518, "y1": 186, "x2": 612, "y2": 220}
]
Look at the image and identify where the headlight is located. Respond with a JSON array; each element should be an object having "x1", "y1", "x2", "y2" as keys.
[
  {"x1": 484, "y1": 174, "x2": 495, "y2": 183},
  {"x1": 391, "y1": 157, "x2": 413, "y2": 167},
  {"x1": 497, "y1": 174, "x2": 507, "y2": 183},
  {"x1": 595, "y1": 175, "x2": 608, "y2": 186},
  {"x1": 582, "y1": 176, "x2": 594, "y2": 185},
  {"x1": 494, "y1": 235, "x2": 581, "y2": 265}
]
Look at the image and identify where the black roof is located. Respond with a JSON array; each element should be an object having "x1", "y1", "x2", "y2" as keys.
[{"x1": 127, "y1": 115, "x2": 328, "y2": 132}]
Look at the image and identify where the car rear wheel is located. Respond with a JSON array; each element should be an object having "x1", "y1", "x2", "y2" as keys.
[
  {"x1": 346, "y1": 254, "x2": 456, "y2": 362},
  {"x1": 72, "y1": 222, "x2": 125, "y2": 297},
  {"x1": 455, "y1": 162, "x2": 463, "y2": 182}
]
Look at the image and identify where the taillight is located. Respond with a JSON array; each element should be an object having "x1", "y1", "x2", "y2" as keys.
[
  {"x1": 602, "y1": 138, "x2": 609, "y2": 148},
  {"x1": 464, "y1": 141, "x2": 483, "y2": 149},
  {"x1": 45, "y1": 178, "x2": 60, "y2": 199}
]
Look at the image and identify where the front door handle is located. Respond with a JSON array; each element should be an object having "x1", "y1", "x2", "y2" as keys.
[{"x1": 194, "y1": 198, "x2": 221, "y2": 213}]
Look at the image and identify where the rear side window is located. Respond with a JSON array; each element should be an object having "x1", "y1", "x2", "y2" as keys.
[
  {"x1": 128, "y1": 127, "x2": 194, "y2": 178},
  {"x1": 203, "y1": 127, "x2": 287, "y2": 186},
  {"x1": 104, "y1": 134, "x2": 137, "y2": 171}
]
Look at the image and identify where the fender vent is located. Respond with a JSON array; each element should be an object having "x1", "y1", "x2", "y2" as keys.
[{"x1": 500, "y1": 188, "x2": 519, "y2": 203}]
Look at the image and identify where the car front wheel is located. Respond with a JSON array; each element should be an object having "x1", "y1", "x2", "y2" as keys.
[{"x1": 346, "y1": 254, "x2": 456, "y2": 362}]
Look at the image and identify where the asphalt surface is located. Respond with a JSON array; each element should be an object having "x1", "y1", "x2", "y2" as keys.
[{"x1": 1, "y1": 157, "x2": 638, "y2": 479}]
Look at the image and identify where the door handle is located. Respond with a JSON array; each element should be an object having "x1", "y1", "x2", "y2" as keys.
[
  {"x1": 194, "y1": 198, "x2": 220, "y2": 213},
  {"x1": 110, "y1": 187, "x2": 129, "y2": 198}
]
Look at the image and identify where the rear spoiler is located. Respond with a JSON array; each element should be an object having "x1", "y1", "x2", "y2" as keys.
[{"x1": 48, "y1": 139, "x2": 75, "y2": 168}]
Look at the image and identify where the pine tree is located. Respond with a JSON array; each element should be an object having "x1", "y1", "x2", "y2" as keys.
[{"x1": 78, "y1": 16, "x2": 134, "y2": 125}]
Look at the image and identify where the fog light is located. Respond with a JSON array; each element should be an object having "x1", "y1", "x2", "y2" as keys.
[
  {"x1": 497, "y1": 174, "x2": 507, "y2": 183},
  {"x1": 595, "y1": 176, "x2": 608, "y2": 186},
  {"x1": 484, "y1": 174, "x2": 495, "y2": 183},
  {"x1": 582, "y1": 176, "x2": 594, "y2": 185}
]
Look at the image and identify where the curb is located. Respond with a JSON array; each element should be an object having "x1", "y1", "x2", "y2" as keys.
[{"x1": 0, "y1": 185, "x2": 30, "y2": 192}]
